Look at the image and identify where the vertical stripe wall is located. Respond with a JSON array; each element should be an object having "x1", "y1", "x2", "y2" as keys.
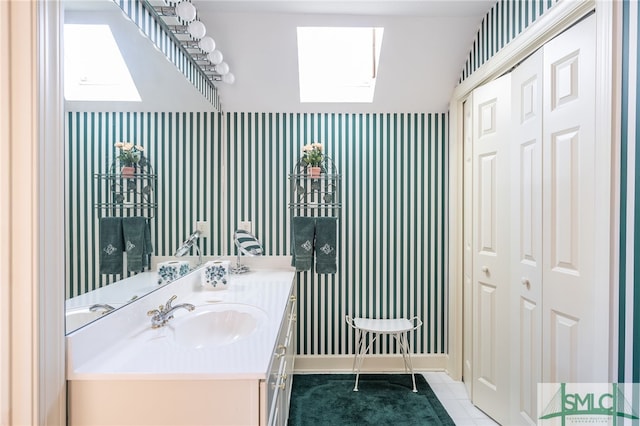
[
  {"x1": 65, "y1": 111, "x2": 224, "y2": 298},
  {"x1": 618, "y1": 0, "x2": 639, "y2": 384},
  {"x1": 66, "y1": 111, "x2": 449, "y2": 355},
  {"x1": 459, "y1": 0, "x2": 560, "y2": 83}
]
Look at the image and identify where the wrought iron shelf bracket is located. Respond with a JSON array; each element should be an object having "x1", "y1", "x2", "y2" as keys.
[
  {"x1": 288, "y1": 157, "x2": 341, "y2": 214},
  {"x1": 94, "y1": 160, "x2": 157, "y2": 218}
]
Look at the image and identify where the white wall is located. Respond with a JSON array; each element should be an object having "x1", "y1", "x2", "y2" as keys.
[{"x1": 208, "y1": 12, "x2": 482, "y2": 113}]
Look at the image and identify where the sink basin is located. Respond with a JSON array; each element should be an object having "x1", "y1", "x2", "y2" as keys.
[{"x1": 170, "y1": 303, "x2": 268, "y2": 349}]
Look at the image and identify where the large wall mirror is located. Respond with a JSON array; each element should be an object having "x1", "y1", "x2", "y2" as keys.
[{"x1": 64, "y1": 0, "x2": 219, "y2": 334}]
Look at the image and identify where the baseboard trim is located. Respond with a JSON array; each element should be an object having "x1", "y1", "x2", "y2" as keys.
[{"x1": 293, "y1": 354, "x2": 448, "y2": 373}]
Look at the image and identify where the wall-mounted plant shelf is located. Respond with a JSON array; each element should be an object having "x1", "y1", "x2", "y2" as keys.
[
  {"x1": 95, "y1": 159, "x2": 157, "y2": 218},
  {"x1": 288, "y1": 156, "x2": 341, "y2": 214}
]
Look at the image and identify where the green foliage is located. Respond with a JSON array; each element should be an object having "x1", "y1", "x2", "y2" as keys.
[
  {"x1": 115, "y1": 142, "x2": 144, "y2": 166},
  {"x1": 301, "y1": 143, "x2": 323, "y2": 167}
]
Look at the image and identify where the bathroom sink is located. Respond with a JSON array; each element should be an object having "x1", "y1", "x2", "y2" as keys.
[{"x1": 170, "y1": 303, "x2": 268, "y2": 349}]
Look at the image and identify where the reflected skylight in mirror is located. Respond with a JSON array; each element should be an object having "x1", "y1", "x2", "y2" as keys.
[
  {"x1": 296, "y1": 27, "x2": 384, "y2": 103},
  {"x1": 64, "y1": 24, "x2": 141, "y2": 102}
]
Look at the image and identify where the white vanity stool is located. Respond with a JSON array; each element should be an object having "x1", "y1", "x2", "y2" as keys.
[{"x1": 345, "y1": 315, "x2": 423, "y2": 392}]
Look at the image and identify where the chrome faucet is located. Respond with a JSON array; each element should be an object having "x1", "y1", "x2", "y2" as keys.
[
  {"x1": 89, "y1": 303, "x2": 115, "y2": 314},
  {"x1": 147, "y1": 295, "x2": 195, "y2": 328},
  {"x1": 174, "y1": 230, "x2": 203, "y2": 268}
]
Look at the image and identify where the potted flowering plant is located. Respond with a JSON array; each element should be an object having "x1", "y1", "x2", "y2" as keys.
[
  {"x1": 301, "y1": 142, "x2": 323, "y2": 177},
  {"x1": 115, "y1": 142, "x2": 144, "y2": 177}
]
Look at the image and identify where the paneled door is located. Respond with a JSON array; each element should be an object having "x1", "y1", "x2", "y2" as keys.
[
  {"x1": 510, "y1": 48, "x2": 543, "y2": 426},
  {"x1": 471, "y1": 73, "x2": 511, "y2": 425},
  {"x1": 541, "y1": 14, "x2": 607, "y2": 383}
]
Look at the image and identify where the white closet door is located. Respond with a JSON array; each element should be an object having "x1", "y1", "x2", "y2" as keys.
[
  {"x1": 471, "y1": 73, "x2": 511, "y2": 425},
  {"x1": 462, "y1": 97, "x2": 473, "y2": 398},
  {"x1": 510, "y1": 48, "x2": 543, "y2": 426},
  {"x1": 542, "y1": 15, "x2": 607, "y2": 382}
]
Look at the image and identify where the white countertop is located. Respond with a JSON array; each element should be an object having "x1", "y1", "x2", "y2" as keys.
[{"x1": 67, "y1": 258, "x2": 295, "y2": 381}]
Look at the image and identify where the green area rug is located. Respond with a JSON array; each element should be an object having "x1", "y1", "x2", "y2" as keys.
[{"x1": 288, "y1": 374, "x2": 455, "y2": 426}]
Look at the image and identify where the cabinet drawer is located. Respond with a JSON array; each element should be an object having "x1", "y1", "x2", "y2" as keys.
[{"x1": 266, "y1": 293, "x2": 296, "y2": 426}]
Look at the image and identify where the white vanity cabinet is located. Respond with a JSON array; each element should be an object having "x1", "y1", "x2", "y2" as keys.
[
  {"x1": 67, "y1": 263, "x2": 296, "y2": 426},
  {"x1": 263, "y1": 292, "x2": 296, "y2": 426}
]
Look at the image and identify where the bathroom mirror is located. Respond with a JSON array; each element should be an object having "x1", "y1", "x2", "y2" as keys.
[{"x1": 64, "y1": 0, "x2": 216, "y2": 334}]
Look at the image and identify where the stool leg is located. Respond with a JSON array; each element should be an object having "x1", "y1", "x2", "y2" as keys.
[
  {"x1": 396, "y1": 333, "x2": 409, "y2": 374},
  {"x1": 353, "y1": 330, "x2": 367, "y2": 391},
  {"x1": 399, "y1": 332, "x2": 417, "y2": 392},
  {"x1": 354, "y1": 332, "x2": 380, "y2": 392},
  {"x1": 393, "y1": 332, "x2": 411, "y2": 374},
  {"x1": 352, "y1": 328, "x2": 361, "y2": 373}
]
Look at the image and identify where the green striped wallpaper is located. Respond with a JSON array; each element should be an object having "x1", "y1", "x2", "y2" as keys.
[
  {"x1": 66, "y1": 111, "x2": 449, "y2": 355},
  {"x1": 225, "y1": 112, "x2": 449, "y2": 355},
  {"x1": 459, "y1": 0, "x2": 560, "y2": 83},
  {"x1": 65, "y1": 111, "x2": 224, "y2": 297},
  {"x1": 617, "y1": 0, "x2": 639, "y2": 384}
]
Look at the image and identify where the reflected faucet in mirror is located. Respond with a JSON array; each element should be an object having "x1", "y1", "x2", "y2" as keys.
[
  {"x1": 174, "y1": 230, "x2": 203, "y2": 268},
  {"x1": 89, "y1": 304, "x2": 116, "y2": 314}
]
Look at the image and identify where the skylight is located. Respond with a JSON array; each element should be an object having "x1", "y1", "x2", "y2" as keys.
[
  {"x1": 296, "y1": 27, "x2": 384, "y2": 103},
  {"x1": 64, "y1": 24, "x2": 141, "y2": 102}
]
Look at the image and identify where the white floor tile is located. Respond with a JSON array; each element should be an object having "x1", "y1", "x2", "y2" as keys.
[
  {"x1": 423, "y1": 371, "x2": 447, "y2": 384},
  {"x1": 430, "y1": 382, "x2": 456, "y2": 400},
  {"x1": 448, "y1": 382, "x2": 472, "y2": 399},
  {"x1": 423, "y1": 372, "x2": 498, "y2": 425},
  {"x1": 440, "y1": 399, "x2": 469, "y2": 417},
  {"x1": 460, "y1": 400, "x2": 490, "y2": 419}
]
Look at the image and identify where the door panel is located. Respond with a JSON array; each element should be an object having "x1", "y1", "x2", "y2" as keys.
[
  {"x1": 542, "y1": 14, "x2": 606, "y2": 383},
  {"x1": 519, "y1": 298, "x2": 538, "y2": 420},
  {"x1": 477, "y1": 282, "x2": 497, "y2": 390},
  {"x1": 549, "y1": 128, "x2": 580, "y2": 274},
  {"x1": 510, "y1": 48, "x2": 543, "y2": 426},
  {"x1": 472, "y1": 73, "x2": 511, "y2": 425},
  {"x1": 478, "y1": 153, "x2": 497, "y2": 253},
  {"x1": 519, "y1": 140, "x2": 537, "y2": 262},
  {"x1": 549, "y1": 311, "x2": 579, "y2": 383},
  {"x1": 550, "y1": 51, "x2": 579, "y2": 109}
]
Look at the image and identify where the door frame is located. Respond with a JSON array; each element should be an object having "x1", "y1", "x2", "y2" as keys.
[
  {"x1": 447, "y1": 0, "x2": 617, "y2": 381},
  {"x1": 0, "y1": 1, "x2": 65, "y2": 424}
]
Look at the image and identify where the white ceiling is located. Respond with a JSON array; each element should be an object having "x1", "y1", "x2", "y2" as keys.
[
  {"x1": 194, "y1": 0, "x2": 495, "y2": 113},
  {"x1": 63, "y1": 0, "x2": 495, "y2": 113}
]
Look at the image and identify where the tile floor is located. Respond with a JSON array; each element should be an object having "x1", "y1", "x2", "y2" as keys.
[{"x1": 423, "y1": 372, "x2": 499, "y2": 426}]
